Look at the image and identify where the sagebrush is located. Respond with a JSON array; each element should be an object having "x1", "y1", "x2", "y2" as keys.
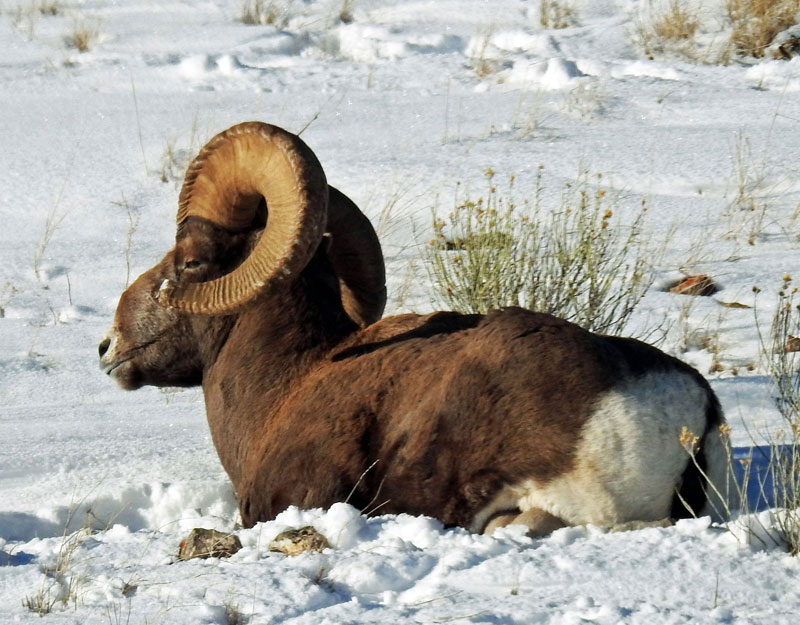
[{"x1": 425, "y1": 168, "x2": 654, "y2": 335}]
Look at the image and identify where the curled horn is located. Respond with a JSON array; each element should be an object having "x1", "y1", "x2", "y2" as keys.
[
  {"x1": 327, "y1": 186, "x2": 386, "y2": 327},
  {"x1": 157, "y1": 121, "x2": 386, "y2": 325},
  {"x1": 158, "y1": 122, "x2": 328, "y2": 315}
]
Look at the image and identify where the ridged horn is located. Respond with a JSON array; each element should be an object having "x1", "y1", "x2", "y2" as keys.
[
  {"x1": 327, "y1": 186, "x2": 386, "y2": 327},
  {"x1": 158, "y1": 122, "x2": 328, "y2": 315}
]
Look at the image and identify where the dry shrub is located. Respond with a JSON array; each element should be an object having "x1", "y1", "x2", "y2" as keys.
[
  {"x1": 728, "y1": 0, "x2": 800, "y2": 57},
  {"x1": 540, "y1": 0, "x2": 576, "y2": 29},
  {"x1": 425, "y1": 168, "x2": 654, "y2": 335}
]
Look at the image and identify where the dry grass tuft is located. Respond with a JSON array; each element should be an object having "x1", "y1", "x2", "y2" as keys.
[
  {"x1": 22, "y1": 587, "x2": 58, "y2": 615},
  {"x1": 727, "y1": 0, "x2": 800, "y2": 57},
  {"x1": 653, "y1": 0, "x2": 699, "y2": 41},
  {"x1": 637, "y1": 0, "x2": 701, "y2": 59},
  {"x1": 723, "y1": 132, "x2": 770, "y2": 245},
  {"x1": 561, "y1": 82, "x2": 606, "y2": 121},
  {"x1": 467, "y1": 27, "x2": 504, "y2": 78},
  {"x1": 338, "y1": 0, "x2": 355, "y2": 24},
  {"x1": 34, "y1": 204, "x2": 67, "y2": 284},
  {"x1": 23, "y1": 524, "x2": 89, "y2": 614},
  {"x1": 159, "y1": 118, "x2": 203, "y2": 183},
  {"x1": 67, "y1": 20, "x2": 99, "y2": 53},
  {"x1": 36, "y1": 0, "x2": 61, "y2": 15}
]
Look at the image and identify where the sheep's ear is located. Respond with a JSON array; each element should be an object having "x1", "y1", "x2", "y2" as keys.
[{"x1": 174, "y1": 218, "x2": 254, "y2": 283}]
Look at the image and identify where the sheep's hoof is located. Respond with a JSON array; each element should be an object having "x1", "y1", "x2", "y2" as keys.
[
  {"x1": 178, "y1": 528, "x2": 242, "y2": 560},
  {"x1": 269, "y1": 526, "x2": 330, "y2": 556},
  {"x1": 484, "y1": 508, "x2": 566, "y2": 537}
]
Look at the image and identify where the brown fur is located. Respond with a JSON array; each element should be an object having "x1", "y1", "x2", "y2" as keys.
[{"x1": 100, "y1": 221, "x2": 719, "y2": 530}]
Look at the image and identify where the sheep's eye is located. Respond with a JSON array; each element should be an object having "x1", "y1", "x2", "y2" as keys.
[{"x1": 179, "y1": 257, "x2": 208, "y2": 273}]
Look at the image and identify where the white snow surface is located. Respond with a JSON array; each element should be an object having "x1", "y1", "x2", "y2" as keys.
[{"x1": 2, "y1": 1, "x2": 800, "y2": 623}]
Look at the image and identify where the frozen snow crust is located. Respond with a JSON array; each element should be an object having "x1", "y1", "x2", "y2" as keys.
[{"x1": 3, "y1": 0, "x2": 800, "y2": 622}]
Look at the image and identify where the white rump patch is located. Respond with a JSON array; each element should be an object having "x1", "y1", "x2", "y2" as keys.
[{"x1": 474, "y1": 370, "x2": 713, "y2": 532}]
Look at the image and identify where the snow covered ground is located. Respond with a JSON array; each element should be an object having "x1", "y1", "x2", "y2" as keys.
[{"x1": 2, "y1": 0, "x2": 800, "y2": 623}]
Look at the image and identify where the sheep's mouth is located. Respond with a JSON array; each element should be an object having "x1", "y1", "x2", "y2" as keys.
[
  {"x1": 102, "y1": 357, "x2": 132, "y2": 376},
  {"x1": 102, "y1": 357, "x2": 145, "y2": 390},
  {"x1": 100, "y1": 330, "x2": 170, "y2": 377}
]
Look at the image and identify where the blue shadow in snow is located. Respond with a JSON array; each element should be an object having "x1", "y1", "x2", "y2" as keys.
[
  {"x1": 0, "y1": 511, "x2": 62, "y2": 542},
  {"x1": 0, "y1": 550, "x2": 36, "y2": 566},
  {"x1": 731, "y1": 445, "x2": 795, "y2": 511}
]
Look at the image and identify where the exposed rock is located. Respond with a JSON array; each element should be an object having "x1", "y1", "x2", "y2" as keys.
[
  {"x1": 770, "y1": 25, "x2": 800, "y2": 60},
  {"x1": 668, "y1": 275, "x2": 718, "y2": 296},
  {"x1": 785, "y1": 335, "x2": 800, "y2": 353},
  {"x1": 178, "y1": 528, "x2": 242, "y2": 560},
  {"x1": 774, "y1": 35, "x2": 800, "y2": 60},
  {"x1": 269, "y1": 526, "x2": 330, "y2": 556}
]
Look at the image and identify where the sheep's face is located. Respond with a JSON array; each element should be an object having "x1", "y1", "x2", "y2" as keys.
[
  {"x1": 99, "y1": 220, "x2": 251, "y2": 390},
  {"x1": 98, "y1": 250, "x2": 203, "y2": 389}
]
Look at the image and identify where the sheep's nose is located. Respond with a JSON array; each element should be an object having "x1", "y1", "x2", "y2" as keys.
[{"x1": 98, "y1": 337, "x2": 111, "y2": 358}]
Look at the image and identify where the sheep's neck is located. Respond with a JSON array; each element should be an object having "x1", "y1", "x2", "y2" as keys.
[{"x1": 201, "y1": 275, "x2": 354, "y2": 489}]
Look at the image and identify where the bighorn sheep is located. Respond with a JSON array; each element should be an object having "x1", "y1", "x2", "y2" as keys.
[{"x1": 99, "y1": 122, "x2": 733, "y2": 535}]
